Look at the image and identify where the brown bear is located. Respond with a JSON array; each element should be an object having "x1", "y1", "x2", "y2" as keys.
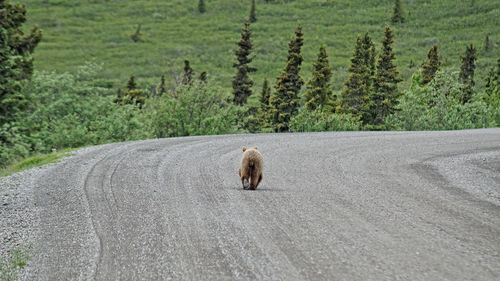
[{"x1": 238, "y1": 146, "x2": 263, "y2": 190}]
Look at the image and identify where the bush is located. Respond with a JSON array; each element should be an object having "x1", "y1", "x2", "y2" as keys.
[
  {"x1": 387, "y1": 71, "x2": 498, "y2": 130},
  {"x1": 141, "y1": 82, "x2": 240, "y2": 138},
  {"x1": 290, "y1": 106, "x2": 361, "y2": 132}
]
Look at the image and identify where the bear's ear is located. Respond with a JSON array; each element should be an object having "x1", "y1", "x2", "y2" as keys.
[
  {"x1": 253, "y1": 146, "x2": 259, "y2": 150},
  {"x1": 242, "y1": 146, "x2": 247, "y2": 152}
]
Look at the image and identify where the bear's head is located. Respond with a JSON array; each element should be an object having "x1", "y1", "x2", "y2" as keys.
[{"x1": 242, "y1": 146, "x2": 258, "y2": 152}]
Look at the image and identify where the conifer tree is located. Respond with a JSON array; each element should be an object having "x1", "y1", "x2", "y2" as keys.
[
  {"x1": 270, "y1": 25, "x2": 304, "y2": 132},
  {"x1": 421, "y1": 44, "x2": 440, "y2": 86},
  {"x1": 198, "y1": 0, "x2": 206, "y2": 13},
  {"x1": 199, "y1": 71, "x2": 207, "y2": 83},
  {"x1": 260, "y1": 79, "x2": 271, "y2": 112},
  {"x1": 304, "y1": 45, "x2": 332, "y2": 111},
  {"x1": 0, "y1": 0, "x2": 41, "y2": 79},
  {"x1": 256, "y1": 79, "x2": 272, "y2": 127},
  {"x1": 182, "y1": 60, "x2": 194, "y2": 85},
  {"x1": 459, "y1": 44, "x2": 477, "y2": 86},
  {"x1": 157, "y1": 74, "x2": 167, "y2": 96},
  {"x1": 485, "y1": 58, "x2": 500, "y2": 97},
  {"x1": 338, "y1": 36, "x2": 370, "y2": 119},
  {"x1": 249, "y1": 0, "x2": 257, "y2": 23},
  {"x1": 459, "y1": 44, "x2": 477, "y2": 103},
  {"x1": 391, "y1": 0, "x2": 405, "y2": 24},
  {"x1": 484, "y1": 35, "x2": 491, "y2": 52},
  {"x1": 232, "y1": 20, "x2": 256, "y2": 105},
  {"x1": 119, "y1": 74, "x2": 146, "y2": 106},
  {"x1": 0, "y1": 27, "x2": 21, "y2": 124},
  {"x1": 372, "y1": 26, "x2": 402, "y2": 126},
  {"x1": 126, "y1": 74, "x2": 137, "y2": 90}
]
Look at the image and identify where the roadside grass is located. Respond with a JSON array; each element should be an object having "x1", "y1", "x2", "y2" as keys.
[
  {"x1": 0, "y1": 247, "x2": 30, "y2": 281},
  {"x1": 0, "y1": 149, "x2": 75, "y2": 178}
]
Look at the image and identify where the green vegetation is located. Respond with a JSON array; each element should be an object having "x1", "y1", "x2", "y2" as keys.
[
  {"x1": 421, "y1": 44, "x2": 441, "y2": 86},
  {"x1": 1, "y1": 149, "x2": 72, "y2": 178},
  {"x1": 21, "y1": 0, "x2": 499, "y2": 93},
  {"x1": 304, "y1": 45, "x2": 333, "y2": 111},
  {"x1": 270, "y1": 25, "x2": 304, "y2": 132},
  {"x1": 1, "y1": 0, "x2": 499, "y2": 168},
  {"x1": 232, "y1": 20, "x2": 256, "y2": 106},
  {"x1": 0, "y1": 247, "x2": 30, "y2": 281},
  {"x1": 391, "y1": 0, "x2": 405, "y2": 24}
]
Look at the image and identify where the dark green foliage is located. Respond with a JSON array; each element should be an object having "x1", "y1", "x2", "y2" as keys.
[
  {"x1": 304, "y1": 46, "x2": 332, "y2": 111},
  {"x1": 459, "y1": 44, "x2": 477, "y2": 103},
  {"x1": 485, "y1": 58, "x2": 500, "y2": 98},
  {"x1": 421, "y1": 44, "x2": 441, "y2": 86},
  {"x1": 126, "y1": 74, "x2": 137, "y2": 90},
  {"x1": 0, "y1": 0, "x2": 41, "y2": 79},
  {"x1": 117, "y1": 74, "x2": 146, "y2": 106},
  {"x1": 157, "y1": 74, "x2": 167, "y2": 96},
  {"x1": 249, "y1": 0, "x2": 257, "y2": 23},
  {"x1": 391, "y1": 0, "x2": 405, "y2": 24},
  {"x1": 270, "y1": 25, "x2": 304, "y2": 132},
  {"x1": 338, "y1": 35, "x2": 372, "y2": 123},
  {"x1": 182, "y1": 60, "x2": 194, "y2": 85},
  {"x1": 484, "y1": 35, "x2": 491, "y2": 52},
  {"x1": 371, "y1": 26, "x2": 402, "y2": 127},
  {"x1": 130, "y1": 24, "x2": 141, "y2": 42},
  {"x1": 199, "y1": 71, "x2": 207, "y2": 83},
  {"x1": 260, "y1": 78, "x2": 271, "y2": 112},
  {"x1": 0, "y1": 27, "x2": 22, "y2": 125},
  {"x1": 232, "y1": 20, "x2": 256, "y2": 106},
  {"x1": 459, "y1": 44, "x2": 477, "y2": 86},
  {"x1": 198, "y1": 0, "x2": 206, "y2": 13}
]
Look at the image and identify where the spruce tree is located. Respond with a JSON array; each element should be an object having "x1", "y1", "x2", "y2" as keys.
[
  {"x1": 198, "y1": 0, "x2": 206, "y2": 13},
  {"x1": 338, "y1": 36, "x2": 370, "y2": 118},
  {"x1": 182, "y1": 60, "x2": 194, "y2": 85},
  {"x1": 0, "y1": 0, "x2": 41, "y2": 79},
  {"x1": 485, "y1": 58, "x2": 500, "y2": 98},
  {"x1": 157, "y1": 74, "x2": 167, "y2": 96},
  {"x1": 260, "y1": 79, "x2": 271, "y2": 112},
  {"x1": 0, "y1": 27, "x2": 22, "y2": 124},
  {"x1": 119, "y1": 75, "x2": 146, "y2": 106},
  {"x1": 126, "y1": 74, "x2": 137, "y2": 90},
  {"x1": 249, "y1": 0, "x2": 257, "y2": 23},
  {"x1": 459, "y1": 44, "x2": 477, "y2": 86},
  {"x1": 232, "y1": 20, "x2": 256, "y2": 105},
  {"x1": 199, "y1": 71, "x2": 207, "y2": 83},
  {"x1": 484, "y1": 35, "x2": 491, "y2": 52},
  {"x1": 257, "y1": 79, "x2": 272, "y2": 127},
  {"x1": 304, "y1": 45, "x2": 332, "y2": 111},
  {"x1": 391, "y1": 0, "x2": 405, "y2": 24},
  {"x1": 459, "y1": 44, "x2": 477, "y2": 103},
  {"x1": 372, "y1": 26, "x2": 402, "y2": 126},
  {"x1": 269, "y1": 25, "x2": 304, "y2": 132},
  {"x1": 421, "y1": 44, "x2": 440, "y2": 86}
]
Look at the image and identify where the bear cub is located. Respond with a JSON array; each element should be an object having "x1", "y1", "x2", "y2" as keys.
[{"x1": 238, "y1": 146, "x2": 263, "y2": 190}]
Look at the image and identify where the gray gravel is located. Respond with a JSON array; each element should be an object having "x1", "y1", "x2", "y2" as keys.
[{"x1": 1, "y1": 129, "x2": 499, "y2": 280}]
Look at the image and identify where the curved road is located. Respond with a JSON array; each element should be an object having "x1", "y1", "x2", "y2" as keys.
[{"x1": 24, "y1": 129, "x2": 500, "y2": 280}]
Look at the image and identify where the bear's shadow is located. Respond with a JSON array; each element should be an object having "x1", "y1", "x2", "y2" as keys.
[{"x1": 234, "y1": 186, "x2": 285, "y2": 192}]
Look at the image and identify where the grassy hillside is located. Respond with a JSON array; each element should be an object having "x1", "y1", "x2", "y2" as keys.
[{"x1": 23, "y1": 0, "x2": 500, "y2": 99}]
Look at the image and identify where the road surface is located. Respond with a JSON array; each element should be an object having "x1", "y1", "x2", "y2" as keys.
[{"x1": 18, "y1": 129, "x2": 500, "y2": 280}]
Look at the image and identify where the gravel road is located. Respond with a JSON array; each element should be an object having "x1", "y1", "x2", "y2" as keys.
[{"x1": 1, "y1": 129, "x2": 499, "y2": 280}]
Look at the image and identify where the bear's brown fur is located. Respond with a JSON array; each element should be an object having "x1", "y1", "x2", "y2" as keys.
[{"x1": 238, "y1": 146, "x2": 263, "y2": 190}]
